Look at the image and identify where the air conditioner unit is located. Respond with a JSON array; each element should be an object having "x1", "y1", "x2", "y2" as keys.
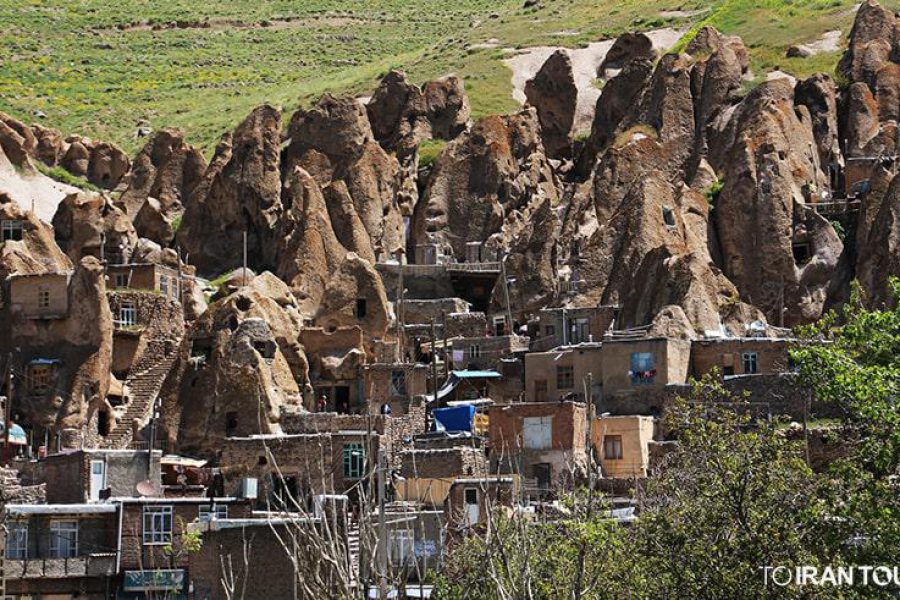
[{"x1": 239, "y1": 478, "x2": 258, "y2": 499}]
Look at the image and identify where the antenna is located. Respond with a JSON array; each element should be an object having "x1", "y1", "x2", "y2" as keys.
[{"x1": 242, "y1": 231, "x2": 248, "y2": 287}]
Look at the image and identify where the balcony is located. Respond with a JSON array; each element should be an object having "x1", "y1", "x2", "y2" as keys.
[{"x1": 6, "y1": 553, "x2": 117, "y2": 579}]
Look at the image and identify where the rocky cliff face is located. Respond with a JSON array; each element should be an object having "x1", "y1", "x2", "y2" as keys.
[
  {"x1": 176, "y1": 105, "x2": 283, "y2": 276},
  {"x1": 171, "y1": 272, "x2": 308, "y2": 454},
  {"x1": 525, "y1": 50, "x2": 578, "y2": 159},
  {"x1": 284, "y1": 95, "x2": 405, "y2": 262},
  {"x1": 411, "y1": 108, "x2": 559, "y2": 261}
]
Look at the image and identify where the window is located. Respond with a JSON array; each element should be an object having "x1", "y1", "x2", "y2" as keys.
[
  {"x1": 355, "y1": 298, "x2": 367, "y2": 318},
  {"x1": 5, "y1": 522, "x2": 27, "y2": 559},
  {"x1": 390, "y1": 370, "x2": 407, "y2": 397},
  {"x1": 37, "y1": 288, "x2": 50, "y2": 310},
  {"x1": 603, "y1": 435, "x2": 623, "y2": 460},
  {"x1": 534, "y1": 379, "x2": 548, "y2": 402},
  {"x1": 1, "y1": 220, "x2": 23, "y2": 242},
  {"x1": 523, "y1": 416, "x2": 552, "y2": 450},
  {"x1": 142, "y1": 506, "x2": 173, "y2": 545},
  {"x1": 29, "y1": 364, "x2": 54, "y2": 395},
  {"x1": 556, "y1": 366, "x2": 574, "y2": 389},
  {"x1": 343, "y1": 443, "x2": 366, "y2": 478},
  {"x1": 544, "y1": 325, "x2": 555, "y2": 338},
  {"x1": 160, "y1": 276, "x2": 169, "y2": 297},
  {"x1": 572, "y1": 318, "x2": 590, "y2": 343},
  {"x1": 389, "y1": 529, "x2": 415, "y2": 566},
  {"x1": 630, "y1": 352, "x2": 656, "y2": 385},
  {"x1": 113, "y1": 273, "x2": 129, "y2": 288},
  {"x1": 198, "y1": 504, "x2": 228, "y2": 522},
  {"x1": 792, "y1": 242, "x2": 811, "y2": 264},
  {"x1": 468, "y1": 345, "x2": 481, "y2": 359},
  {"x1": 225, "y1": 412, "x2": 238, "y2": 437},
  {"x1": 662, "y1": 206, "x2": 676, "y2": 228},
  {"x1": 742, "y1": 352, "x2": 759, "y2": 375},
  {"x1": 50, "y1": 521, "x2": 78, "y2": 558},
  {"x1": 119, "y1": 303, "x2": 136, "y2": 327}
]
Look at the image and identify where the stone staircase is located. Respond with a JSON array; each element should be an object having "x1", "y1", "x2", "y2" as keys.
[{"x1": 106, "y1": 339, "x2": 178, "y2": 449}]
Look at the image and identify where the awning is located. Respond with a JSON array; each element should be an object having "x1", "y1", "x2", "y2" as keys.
[
  {"x1": 7, "y1": 423, "x2": 26, "y2": 445},
  {"x1": 28, "y1": 358, "x2": 60, "y2": 366},
  {"x1": 161, "y1": 455, "x2": 207, "y2": 468},
  {"x1": 6, "y1": 503, "x2": 117, "y2": 516},
  {"x1": 451, "y1": 370, "x2": 501, "y2": 379}
]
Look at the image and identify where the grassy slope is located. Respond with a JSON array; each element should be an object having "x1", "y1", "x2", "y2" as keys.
[{"x1": 2, "y1": 0, "x2": 899, "y2": 155}]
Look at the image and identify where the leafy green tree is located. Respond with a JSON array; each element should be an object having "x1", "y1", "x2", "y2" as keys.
[
  {"x1": 792, "y1": 281, "x2": 900, "y2": 573},
  {"x1": 630, "y1": 378, "x2": 823, "y2": 599}
]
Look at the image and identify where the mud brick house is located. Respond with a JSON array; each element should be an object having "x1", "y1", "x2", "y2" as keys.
[
  {"x1": 592, "y1": 415, "x2": 655, "y2": 479},
  {"x1": 488, "y1": 401, "x2": 588, "y2": 495},
  {"x1": 446, "y1": 476, "x2": 518, "y2": 530},
  {"x1": 2, "y1": 503, "x2": 119, "y2": 599},
  {"x1": 5, "y1": 271, "x2": 71, "y2": 320},
  {"x1": 533, "y1": 305, "x2": 619, "y2": 351},
  {"x1": 600, "y1": 336, "x2": 692, "y2": 397},
  {"x1": 362, "y1": 362, "x2": 429, "y2": 414},
  {"x1": 105, "y1": 289, "x2": 184, "y2": 449},
  {"x1": 690, "y1": 336, "x2": 793, "y2": 378},
  {"x1": 300, "y1": 326, "x2": 367, "y2": 414},
  {"x1": 447, "y1": 334, "x2": 529, "y2": 372},
  {"x1": 190, "y1": 515, "x2": 344, "y2": 600},
  {"x1": 116, "y1": 496, "x2": 253, "y2": 598},
  {"x1": 106, "y1": 262, "x2": 184, "y2": 302},
  {"x1": 524, "y1": 343, "x2": 603, "y2": 404},
  {"x1": 33, "y1": 448, "x2": 163, "y2": 504}
]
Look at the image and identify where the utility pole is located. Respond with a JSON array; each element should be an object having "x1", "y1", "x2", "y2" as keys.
[
  {"x1": 3, "y1": 353, "x2": 11, "y2": 448},
  {"x1": 377, "y1": 447, "x2": 388, "y2": 599},
  {"x1": 395, "y1": 248, "x2": 405, "y2": 363},
  {"x1": 441, "y1": 310, "x2": 449, "y2": 379},
  {"x1": 500, "y1": 250, "x2": 513, "y2": 335},
  {"x1": 430, "y1": 317, "x2": 439, "y2": 404}
]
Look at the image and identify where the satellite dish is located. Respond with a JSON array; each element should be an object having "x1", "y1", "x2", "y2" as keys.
[{"x1": 135, "y1": 480, "x2": 155, "y2": 497}]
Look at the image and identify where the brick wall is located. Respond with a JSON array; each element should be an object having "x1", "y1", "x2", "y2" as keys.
[
  {"x1": 119, "y1": 500, "x2": 252, "y2": 571},
  {"x1": 691, "y1": 338, "x2": 791, "y2": 377}
]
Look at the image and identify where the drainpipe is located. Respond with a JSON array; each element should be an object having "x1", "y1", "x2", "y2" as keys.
[{"x1": 115, "y1": 501, "x2": 124, "y2": 575}]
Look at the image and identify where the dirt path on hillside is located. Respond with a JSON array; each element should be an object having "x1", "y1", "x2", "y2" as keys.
[
  {"x1": 0, "y1": 153, "x2": 78, "y2": 223},
  {"x1": 503, "y1": 28, "x2": 684, "y2": 133}
]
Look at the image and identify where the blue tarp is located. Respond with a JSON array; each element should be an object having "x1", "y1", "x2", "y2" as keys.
[{"x1": 433, "y1": 405, "x2": 476, "y2": 433}]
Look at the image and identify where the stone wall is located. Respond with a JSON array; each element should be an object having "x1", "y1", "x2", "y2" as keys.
[{"x1": 399, "y1": 446, "x2": 487, "y2": 479}]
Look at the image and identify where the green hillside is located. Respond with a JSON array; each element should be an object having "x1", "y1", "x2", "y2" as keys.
[{"x1": 1, "y1": 0, "x2": 896, "y2": 154}]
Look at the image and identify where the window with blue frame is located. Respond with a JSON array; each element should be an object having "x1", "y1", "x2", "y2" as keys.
[{"x1": 629, "y1": 352, "x2": 656, "y2": 385}]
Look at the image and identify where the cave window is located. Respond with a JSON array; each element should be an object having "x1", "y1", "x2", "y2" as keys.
[
  {"x1": 253, "y1": 340, "x2": 275, "y2": 359},
  {"x1": 792, "y1": 243, "x2": 811, "y2": 264},
  {"x1": 98, "y1": 410, "x2": 110, "y2": 436},
  {"x1": 258, "y1": 455, "x2": 268, "y2": 466},
  {"x1": 662, "y1": 206, "x2": 676, "y2": 229},
  {"x1": 1, "y1": 220, "x2": 24, "y2": 242},
  {"x1": 355, "y1": 299, "x2": 367, "y2": 319},
  {"x1": 236, "y1": 296, "x2": 252, "y2": 311},
  {"x1": 228, "y1": 315, "x2": 238, "y2": 332},
  {"x1": 225, "y1": 412, "x2": 238, "y2": 437}
]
